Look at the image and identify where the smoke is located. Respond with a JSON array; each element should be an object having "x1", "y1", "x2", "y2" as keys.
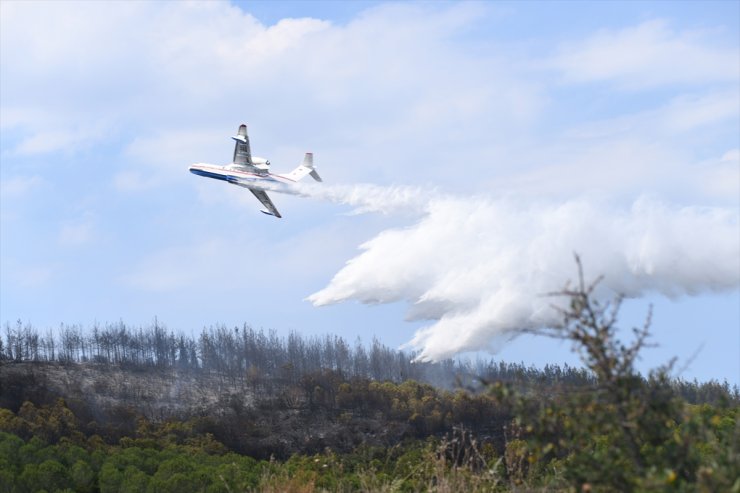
[{"x1": 306, "y1": 186, "x2": 740, "y2": 361}]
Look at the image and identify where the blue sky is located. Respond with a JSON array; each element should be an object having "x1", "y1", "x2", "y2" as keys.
[{"x1": 1, "y1": 1, "x2": 738, "y2": 384}]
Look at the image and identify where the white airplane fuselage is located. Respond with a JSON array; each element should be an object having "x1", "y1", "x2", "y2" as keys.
[{"x1": 189, "y1": 163, "x2": 301, "y2": 196}]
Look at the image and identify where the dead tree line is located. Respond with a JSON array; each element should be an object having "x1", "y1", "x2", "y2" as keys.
[
  {"x1": 1, "y1": 320, "x2": 587, "y2": 384},
  {"x1": 1, "y1": 319, "x2": 736, "y2": 404}
]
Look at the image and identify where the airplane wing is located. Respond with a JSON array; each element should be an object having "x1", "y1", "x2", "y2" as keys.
[
  {"x1": 249, "y1": 188, "x2": 282, "y2": 218},
  {"x1": 231, "y1": 180, "x2": 282, "y2": 218}
]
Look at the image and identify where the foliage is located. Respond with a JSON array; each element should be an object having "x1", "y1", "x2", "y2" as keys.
[
  {"x1": 1, "y1": 259, "x2": 738, "y2": 490},
  {"x1": 0, "y1": 374, "x2": 736, "y2": 491},
  {"x1": 490, "y1": 256, "x2": 740, "y2": 492}
]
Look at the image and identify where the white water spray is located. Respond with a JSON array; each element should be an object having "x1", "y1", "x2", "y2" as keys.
[{"x1": 304, "y1": 184, "x2": 740, "y2": 361}]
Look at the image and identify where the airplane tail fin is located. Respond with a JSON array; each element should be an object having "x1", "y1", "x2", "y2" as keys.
[
  {"x1": 280, "y1": 153, "x2": 322, "y2": 182},
  {"x1": 231, "y1": 124, "x2": 252, "y2": 165}
]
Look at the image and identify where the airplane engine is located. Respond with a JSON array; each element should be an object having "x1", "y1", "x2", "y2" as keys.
[{"x1": 252, "y1": 157, "x2": 270, "y2": 166}]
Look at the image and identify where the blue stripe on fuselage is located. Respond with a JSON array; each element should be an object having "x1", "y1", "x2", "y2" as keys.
[{"x1": 190, "y1": 168, "x2": 230, "y2": 182}]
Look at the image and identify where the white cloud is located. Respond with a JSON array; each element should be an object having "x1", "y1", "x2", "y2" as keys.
[
  {"x1": 126, "y1": 129, "x2": 227, "y2": 165},
  {"x1": 658, "y1": 91, "x2": 740, "y2": 133},
  {"x1": 1, "y1": 259, "x2": 55, "y2": 289},
  {"x1": 2, "y1": 3, "x2": 735, "y2": 193},
  {"x1": 562, "y1": 91, "x2": 739, "y2": 139},
  {"x1": 487, "y1": 89, "x2": 739, "y2": 202},
  {"x1": 0, "y1": 0, "x2": 542, "y2": 169},
  {"x1": 121, "y1": 224, "x2": 362, "y2": 294},
  {"x1": 121, "y1": 239, "x2": 230, "y2": 291},
  {"x1": 14, "y1": 124, "x2": 110, "y2": 155},
  {"x1": 7, "y1": 2, "x2": 734, "y2": 204},
  {"x1": 549, "y1": 19, "x2": 739, "y2": 89},
  {"x1": 493, "y1": 137, "x2": 680, "y2": 199},
  {"x1": 58, "y1": 214, "x2": 97, "y2": 247},
  {"x1": 0, "y1": 175, "x2": 43, "y2": 199},
  {"x1": 113, "y1": 171, "x2": 157, "y2": 192},
  {"x1": 18, "y1": 266, "x2": 54, "y2": 288},
  {"x1": 699, "y1": 149, "x2": 740, "y2": 200}
]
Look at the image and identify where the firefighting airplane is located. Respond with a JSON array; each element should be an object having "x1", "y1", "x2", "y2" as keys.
[{"x1": 189, "y1": 124, "x2": 321, "y2": 218}]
